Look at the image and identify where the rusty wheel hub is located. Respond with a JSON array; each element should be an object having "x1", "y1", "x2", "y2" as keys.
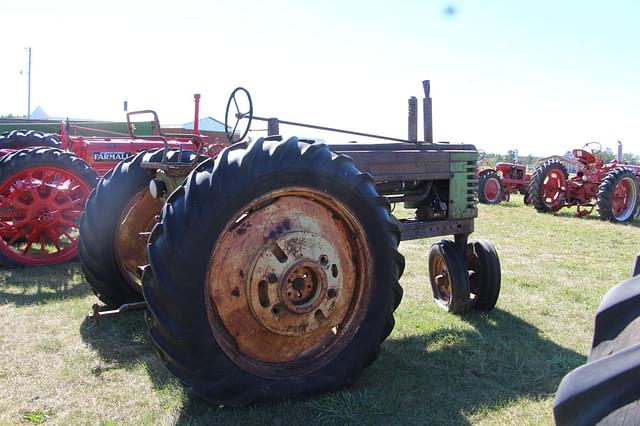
[
  {"x1": 433, "y1": 256, "x2": 452, "y2": 303},
  {"x1": 114, "y1": 190, "x2": 161, "y2": 292},
  {"x1": 206, "y1": 187, "x2": 371, "y2": 377},
  {"x1": 247, "y1": 232, "x2": 341, "y2": 336}
]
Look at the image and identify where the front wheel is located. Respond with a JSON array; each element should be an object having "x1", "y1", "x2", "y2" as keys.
[
  {"x1": 466, "y1": 239, "x2": 501, "y2": 311},
  {"x1": 143, "y1": 137, "x2": 404, "y2": 405},
  {"x1": 428, "y1": 240, "x2": 470, "y2": 314}
]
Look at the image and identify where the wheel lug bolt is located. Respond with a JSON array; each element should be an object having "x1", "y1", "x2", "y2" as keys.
[
  {"x1": 319, "y1": 255, "x2": 329, "y2": 266},
  {"x1": 267, "y1": 272, "x2": 278, "y2": 283}
]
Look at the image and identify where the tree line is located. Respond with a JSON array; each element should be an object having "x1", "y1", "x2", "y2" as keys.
[{"x1": 481, "y1": 147, "x2": 640, "y2": 168}]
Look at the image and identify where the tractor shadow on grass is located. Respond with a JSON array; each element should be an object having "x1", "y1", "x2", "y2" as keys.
[
  {"x1": 171, "y1": 308, "x2": 586, "y2": 425},
  {"x1": 0, "y1": 261, "x2": 91, "y2": 306},
  {"x1": 79, "y1": 311, "x2": 178, "y2": 389}
]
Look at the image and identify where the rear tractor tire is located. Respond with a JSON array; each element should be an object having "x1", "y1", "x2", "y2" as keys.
[
  {"x1": 528, "y1": 160, "x2": 568, "y2": 213},
  {"x1": 478, "y1": 170, "x2": 504, "y2": 204},
  {"x1": 596, "y1": 168, "x2": 640, "y2": 223},
  {"x1": 79, "y1": 149, "x2": 195, "y2": 307},
  {"x1": 0, "y1": 129, "x2": 61, "y2": 149},
  {"x1": 0, "y1": 147, "x2": 97, "y2": 267},
  {"x1": 428, "y1": 240, "x2": 470, "y2": 314},
  {"x1": 143, "y1": 137, "x2": 405, "y2": 405}
]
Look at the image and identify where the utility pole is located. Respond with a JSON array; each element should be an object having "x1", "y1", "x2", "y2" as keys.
[{"x1": 26, "y1": 47, "x2": 32, "y2": 120}]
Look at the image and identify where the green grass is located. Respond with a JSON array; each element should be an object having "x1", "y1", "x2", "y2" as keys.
[{"x1": 1, "y1": 195, "x2": 639, "y2": 425}]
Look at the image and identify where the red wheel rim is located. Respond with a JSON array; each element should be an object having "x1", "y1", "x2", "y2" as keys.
[
  {"x1": 483, "y1": 177, "x2": 501, "y2": 202},
  {"x1": 542, "y1": 169, "x2": 566, "y2": 210},
  {"x1": 0, "y1": 166, "x2": 92, "y2": 265},
  {"x1": 612, "y1": 177, "x2": 638, "y2": 221}
]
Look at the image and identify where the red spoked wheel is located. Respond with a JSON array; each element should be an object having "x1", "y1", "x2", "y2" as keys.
[
  {"x1": 597, "y1": 168, "x2": 640, "y2": 223},
  {"x1": 0, "y1": 148, "x2": 97, "y2": 266},
  {"x1": 478, "y1": 170, "x2": 503, "y2": 204},
  {"x1": 529, "y1": 160, "x2": 568, "y2": 213}
]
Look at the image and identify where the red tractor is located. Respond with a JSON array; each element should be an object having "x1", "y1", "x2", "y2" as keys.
[
  {"x1": 0, "y1": 95, "x2": 221, "y2": 267},
  {"x1": 478, "y1": 153, "x2": 531, "y2": 204},
  {"x1": 528, "y1": 142, "x2": 640, "y2": 222}
]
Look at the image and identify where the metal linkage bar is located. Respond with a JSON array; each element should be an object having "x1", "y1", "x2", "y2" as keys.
[
  {"x1": 88, "y1": 301, "x2": 148, "y2": 326},
  {"x1": 253, "y1": 115, "x2": 412, "y2": 143}
]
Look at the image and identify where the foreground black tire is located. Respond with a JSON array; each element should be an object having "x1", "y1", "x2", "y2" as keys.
[
  {"x1": 554, "y1": 273, "x2": 640, "y2": 425},
  {"x1": 143, "y1": 137, "x2": 404, "y2": 405},
  {"x1": 0, "y1": 147, "x2": 97, "y2": 267},
  {"x1": 428, "y1": 240, "x2": 469, "y2": 314},
  {"x1": 528, "y1": 160, "x2": 568, "y2": 213},
  {"x1": 79, "y1": 149, "x2": 194, "y2": 307},
  {"x1": 478, "y1": 170, "x2": 503, "y2": 204},
  {"x1": 0, "y1": 129, "x2": 61, "y2": 149},
  {"x1": 596, "y1": 168, "x2": 640, "y2": 223},
  {"x1": 466, "y1": 239, "x2": 501, "y2": 311}
]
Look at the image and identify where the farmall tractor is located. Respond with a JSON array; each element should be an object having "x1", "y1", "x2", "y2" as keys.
[
  {"x1": 80, "y1": 81, "x2": 502, "y2": 405},
  {"x1": 477, "y1": 150, "x2": 531, "y2": 204},
  {"x1": 528, "y1": 142, "x2": 640, "y2": 222},
  {"x1": 478, "y1": 163, "x2": 531, "y2": 204},
  {"x1": 0, "y1": 96, "x2": 222, "y2": 267}
]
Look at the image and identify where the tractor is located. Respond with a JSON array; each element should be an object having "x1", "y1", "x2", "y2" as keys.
[
  {"x1": 478, "y1": 157, "x2": 531, "y2": 205},
  {"x1": 528, "y1": 142, "x2": 640, "y2": 222},
  {"x1": 80, "y1": 81, "x2": 502, "y2": 406},
  {"x1": 0, "y1": 95, "x2": 223, "y2": 267}
]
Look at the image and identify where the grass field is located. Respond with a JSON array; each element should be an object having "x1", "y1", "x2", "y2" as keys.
[{"x1": 2, "y1": 195, "x2": 640, "y2": 425}]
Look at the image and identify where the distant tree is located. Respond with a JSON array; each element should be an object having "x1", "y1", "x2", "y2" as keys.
[
  {"x1": 596, "y1": 148, "x2": 615, "y2": 163},
  {"x1": 0, "y1": 113, "x2": 26, "y2": 119},
  {"x1": 622, "y1": 152, "x2": 640, "y2": 165},
  {"x1": 524, "y1": 154, "x2": 534, "y2": 165}
]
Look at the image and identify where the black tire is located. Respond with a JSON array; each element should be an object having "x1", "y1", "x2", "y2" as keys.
[
  {"x1": 466, "y1": 239, "x2": 501, "y2": 311},
  {"x1": 478, "y1": 170, "x2": 503, "y2": 204},
  {"x1": 143, "y1": 137, "x2": 404, "y2": 405},
  {"x1": 0, "y1": 129, "x2": 61, "y2": 149},
  {"x1": 554, "y1": 274, "x2": 640, "y2": 425},
  {"x1": 596, "y1": 168, "x2": 640, "y2": 223},
  {"x1": 79, "y1": 148, "x2": 195, "y2": 307},
  {"x1": 528, "y1": 160, "x2": 568, "y2": 213},
  {"x1": 428, "y1": 240, "x2": 470, "y2": 314},
  {"x1": 0, "y1": 147, "x2": 97, "y2": 267}
]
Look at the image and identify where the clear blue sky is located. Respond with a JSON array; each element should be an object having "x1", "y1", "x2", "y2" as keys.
[{"x1": 1, "y1": 0, "x2": 638, "y2": 156}]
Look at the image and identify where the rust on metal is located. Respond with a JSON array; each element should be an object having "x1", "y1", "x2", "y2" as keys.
[
  {"x1": 432, "y1": 256, "x2": 452, "y2": 305},
  {"x1": 205, "y1": 187, "x2": 372, "y2": 378},
  {"x1": 114, "y1": 189, "x2": 162, "y2": 292},
  {"x1": 87, "y1": 301, "x2": 148, "y2": 326}
]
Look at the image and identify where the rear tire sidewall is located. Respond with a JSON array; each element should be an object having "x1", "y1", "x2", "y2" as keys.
[
  {"x1": 80, "y1": 149, "x2": 173, "y2": 306},
  {"x1": 144, "y1": 138, "x2": 403, "y2": 405},
  {"x1": 596, "y1": 168, "x2": 640, "y2": 223}
]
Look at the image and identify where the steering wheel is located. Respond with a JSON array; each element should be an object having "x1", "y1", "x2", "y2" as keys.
[
  {"x1": 583, "y1": 141, "x2": 603, "y2": 154},
  {"x1": 573, "y1": 141, "x2": 602, "y2": 165},
  {"x1": 225, "y1": 87, "x2": 253, "y2": 143}
]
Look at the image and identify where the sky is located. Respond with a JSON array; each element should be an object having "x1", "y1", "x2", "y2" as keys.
[{"x1": 0, "y1": 0, "x2": 638, "y2": 157}]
